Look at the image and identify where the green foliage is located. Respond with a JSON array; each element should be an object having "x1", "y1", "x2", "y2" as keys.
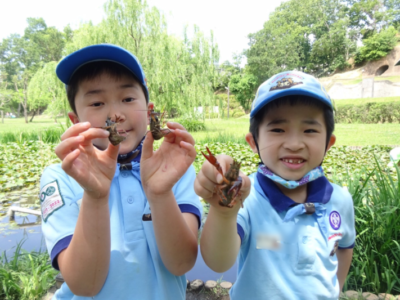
[
  {"x1": 65, "y1": 0, "x2": 219, "y2": 115},
  {"x1": 229, "y1": 73, "x2": 257, "y2": 112},
  {"x1": 355, "y1": 27, "x2": 399, "y2": 63},
  {"x1": 215, "y1": 93, "x2": 246, "y2": 118},
  {"x1": 28, "y1": 62, "x2": 67, "y2": 120},
  {"x1": 335, "y1": 102, "x2": 400, "y2": 123},
  {"x1": 0, "y1": 240, "x2": 58, "y2": 300},
  {"x1": 334, "y1": 161, "x2": 400, "y2": 294},
  {"x1": 0, "y1": 141, "x2": 59, "y2": 192},
  {"x1": 175, "y1": 114, "x2": 206, "y2": 132}
]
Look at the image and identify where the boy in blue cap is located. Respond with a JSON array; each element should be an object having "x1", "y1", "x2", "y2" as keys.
[
  {"x1": 195, "y1": 71, "x2": 355, "y2": 299},
  {"x1": 40, "y1": 44, "x2": 202, "y2": 299}
]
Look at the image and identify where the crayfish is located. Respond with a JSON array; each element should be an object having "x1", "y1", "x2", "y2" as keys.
[
  {"x1": 150, "y1": 109, "x2": 171, "y2": 140},
  {"x1": 201, "y1": 146, "x2": 243, "y2": 208},
  {"x1": 102, "y1": 115, "x2": 126, "y2": 146}
]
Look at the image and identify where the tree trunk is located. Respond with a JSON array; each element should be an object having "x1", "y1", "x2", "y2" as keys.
[{"x1": 29, "y1": 109, "x2": 37, "y2": 122}]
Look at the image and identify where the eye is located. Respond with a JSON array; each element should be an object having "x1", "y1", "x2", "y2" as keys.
[
  {"x1": 305, "y1": 129, "x2": 318, "y2": 133},
  {"x1": 90, "y1": 102, "x2": 103, "y2": 107},
  {"x1": 123, "y1": 97, "x2": 135, "y2": 103},
  {"x1": 270, "y1": 128, "x2": 284, "y2": 133}
]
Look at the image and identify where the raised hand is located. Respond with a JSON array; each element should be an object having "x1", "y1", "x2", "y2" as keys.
[
  {"x1": 55, "y1": 122, "x2": 119, "y2": 199},
  {"x1": 194, "y1": 154, "x2": 251, "y2": 216},
  {"x1": 140, "y1": 122, "x2": 197, "y2": 200}
]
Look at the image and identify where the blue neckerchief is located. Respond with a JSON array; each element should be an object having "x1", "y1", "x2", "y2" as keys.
[
  {"x1": 257, "y1": 164, "x2": 325, "y2": 189},
  {"x1": 256, "y1": 172, "x2": 333, "y2": 213},
  {"x1": 117, "y1": 136, "x2": 145, "y2": 165},
  {"x1": 255, "y1": 174, "x2": 333, "y2": 237}
]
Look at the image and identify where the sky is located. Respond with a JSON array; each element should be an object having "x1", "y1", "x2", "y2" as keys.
[{"x1": 0, "y1": 0, "x2": 285, "y2": 64}]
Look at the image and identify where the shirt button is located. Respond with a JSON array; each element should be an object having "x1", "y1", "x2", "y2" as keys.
[
  {"x1": 127, "y1": 196, "x2": 134, "y2": 204},
  {"x1": 121, "y1": 171, "x2": 129, "y2": 178}
]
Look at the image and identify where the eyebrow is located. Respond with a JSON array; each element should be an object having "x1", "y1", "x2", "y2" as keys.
[
  {"x1": 84, "y1": 83, "x2": 138, "y2": 96},
  {"x1": 266, "y1": 118, "x2": 322, "y2": 126}
]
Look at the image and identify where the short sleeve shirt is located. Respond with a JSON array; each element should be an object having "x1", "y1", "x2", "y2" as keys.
[
  {"x1": 40, "y1": 163, "x2": 202, "y2": 300},
  {"x1": 231, "y1": 173, "x2": 355, "y2": 300}
]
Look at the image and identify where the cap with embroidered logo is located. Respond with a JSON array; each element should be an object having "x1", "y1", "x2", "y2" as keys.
[{"x1": 250, "y1": 71, "x2": 332, "y2": 118}]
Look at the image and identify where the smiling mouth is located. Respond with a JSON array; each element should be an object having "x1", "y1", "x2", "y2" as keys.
[{"x1": 281, "y1": 158, "x2": 305, "y2": 164}]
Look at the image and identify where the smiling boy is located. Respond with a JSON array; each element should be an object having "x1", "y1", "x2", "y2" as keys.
[
  {"x1": 195, "y1": 71, "x2": 355, "y2": 300},
  {"x1": 40, "y1": 44, "x2": 202, "y2": 300}
]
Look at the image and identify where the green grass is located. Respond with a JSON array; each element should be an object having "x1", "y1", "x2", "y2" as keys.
[
  {"x1": 0, "y1": 240, "x2": 58, "y2": 300},
  {"x1": 0, "y1": 116, "x2": 66, "y2": 133},
  {"x1": 375, "y1": 75, "x2": 400, "y2": 82},
  {"x1": 191, "y1": 119, "x2": 400, "y2": 146},
  {"x1": 334, "y1": 96, "x2": 400, "y2": 107}
]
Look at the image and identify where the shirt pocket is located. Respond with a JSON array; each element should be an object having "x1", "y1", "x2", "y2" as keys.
[{"x1": 294, "y1": 229, "x2": 317, "y2": 275}]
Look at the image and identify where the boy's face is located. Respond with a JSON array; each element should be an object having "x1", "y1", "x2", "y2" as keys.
[
  {"x1": 246, "y1": 103, "x2": 335, "y2": 181},
  {"x1": 69, "y1": 72, "x2": 152, "y2": 154}
]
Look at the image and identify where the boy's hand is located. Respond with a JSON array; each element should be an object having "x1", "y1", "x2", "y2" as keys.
[
  {"x1": 194, "y1": 154, "x2": 251, "y2": 217},
  {"x1": 140, "y1": 122, "x2": 196, "y2": 200},
  {"x1": 55, "y1": 122, "x2": 119, "y2": 199}
]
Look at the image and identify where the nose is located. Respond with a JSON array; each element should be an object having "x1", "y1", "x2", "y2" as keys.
[
  {"x1": 108, "y1": 102, "x2": 125, "y2": 123},
  {"x1": 283, "y1": 132, "x2": 305, "y2": 152}
]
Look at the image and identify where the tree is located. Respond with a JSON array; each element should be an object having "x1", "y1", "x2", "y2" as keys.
[
  {"x1": 65, "y1": 0, "x2": 219, "y2": 116},
  {"x1": 0, "y1": 18, "x2": 66, "y2": 122},
  {"x1": 28, "y1": 61, "x2": 67, "y2": 122},
  {"x1": 355, "y1": 26, "x2": 399, "y2": 63},
  {"x1": 229, "y1": 73, "x2": 257, "y2": 113}
]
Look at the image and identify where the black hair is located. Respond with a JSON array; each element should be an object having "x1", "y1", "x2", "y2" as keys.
[
  {"x1": 66, "y1": 61, "x2": 148, "y2": 115},
  {"x1": 249, "y1": 95, "x2": 335, "y2": 150}
]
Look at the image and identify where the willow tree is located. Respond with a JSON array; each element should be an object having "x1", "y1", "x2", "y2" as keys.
[
  {"x1": 64, "y1": 0, "x2": 219, "y2": 116},
  {"x1": 28, "y1": 61, "x2": 67, "y2": 122}
]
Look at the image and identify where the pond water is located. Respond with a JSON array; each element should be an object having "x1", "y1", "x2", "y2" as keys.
[{"x1": 0, "y1": 211, "x2": 46, "y2": 258}]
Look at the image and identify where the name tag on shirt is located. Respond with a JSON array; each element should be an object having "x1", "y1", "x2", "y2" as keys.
[{"x1": 256, "y1": 233, "x2": 281, "y2": 250}]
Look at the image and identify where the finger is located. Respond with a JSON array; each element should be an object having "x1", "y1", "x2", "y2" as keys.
[
  {"x1": 141, "y1": 131, "x2": 154, "y2": 161},
  {"x1": 61, "y1": 149, "x2": 81, "y2": 175},
  {"x1": 105, "y1": 143, "x2": 120, "y2": 161},
  {"x1": 78, "y1": 128, "x2": 110, "y2": 147},
  {"x1": 238, "y1": 171, "x2": 251, "y2": 199},
  {"x1": 55, "y1": 135, "x2": 85, "y2": 160},
  {"x1": 61, "y1": 122, "x2": 91, "y2": 141},
  {"x1": 200, "y1": 155, "x2": 226, "y2": 185},
  {"x1": 194, "y1": 170, "x2": 217, "y2": 199},
  {"x1": 166, "y1": 121, "x2": 185, "y2": 131},
  {"x1": 174, "y1": 129, "x2": 195, "y2": 146},
  {"x1": 179, "y1": 141, "x2": 197, "y2": 161}
]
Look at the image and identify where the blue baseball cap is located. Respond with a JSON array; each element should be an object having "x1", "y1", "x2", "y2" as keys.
[
  {"x1": 56, "y1": 44, "x2": 149, "y2": 99},
  {"x1": 250, "y1": 71, "x2": 332, "y2": 118}
]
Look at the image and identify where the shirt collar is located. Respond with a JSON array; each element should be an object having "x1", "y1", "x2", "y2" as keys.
[{"x1": 256, "y1": 172, "x2": 333, "y2": 213}]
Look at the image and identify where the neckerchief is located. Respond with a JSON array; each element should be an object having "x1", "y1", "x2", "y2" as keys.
[
  {"x1": 257, "y1": 164, "x2": 325, "y2": 189},
  {"x1": 118, "y1": 137, "x2": 145, "y2": 170}
]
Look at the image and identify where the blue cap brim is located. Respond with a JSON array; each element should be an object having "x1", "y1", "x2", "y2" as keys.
[
  {"x1": 250, "y1": 86, "x2": 333, "y2": 118},
  {"x1": 56, "y1": 44, "x2": 146, "y2": 87}
]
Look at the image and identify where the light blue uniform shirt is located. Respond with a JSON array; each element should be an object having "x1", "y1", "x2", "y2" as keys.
[
  {"x1": 40, "y1": 163, "x2": 202, "y2": 300},
  {"x1": 231, "y1": 173, "x2": 355, "y2": 300}
]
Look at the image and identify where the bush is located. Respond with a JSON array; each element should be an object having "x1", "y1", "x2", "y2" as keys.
[
  {"x1": 335, "y1": 102, "x2": 400, "y2": 123},
  {"x1": 355, "y1": 27, "x2": 399, "y2": 64},
  {"x1": 175, "y1": 114, "x2": 206, "y2": 132}
]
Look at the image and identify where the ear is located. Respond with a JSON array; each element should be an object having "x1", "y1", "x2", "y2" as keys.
[
  {"x1": 68, "y1": 112, "x2": 80, "y2": 124},
  {"x1": 246, "y1": 132, "x2": 258, "y2": 154},
  {"x1": 325, "y1": 134, "x2": 336, "y2": 152}
]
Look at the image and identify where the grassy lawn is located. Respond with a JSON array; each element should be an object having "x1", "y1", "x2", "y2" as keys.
[
  {"x1": 1, "y1": 115, "x2": 399, "y2": 146},
  {"x1": 334, "y1": 96, "x2": 399, "y2": 107},
  {"x1": 0, "y1": 115, "x2": 66, "y2": 133},
  {"x1": 191, "y1": 118, "x2": 400, "y2": 146}
]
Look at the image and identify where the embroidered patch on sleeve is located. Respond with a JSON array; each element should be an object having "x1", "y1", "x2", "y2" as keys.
[{"x1": 40, "y1": 180, "x2": 65, "y2": 222}]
